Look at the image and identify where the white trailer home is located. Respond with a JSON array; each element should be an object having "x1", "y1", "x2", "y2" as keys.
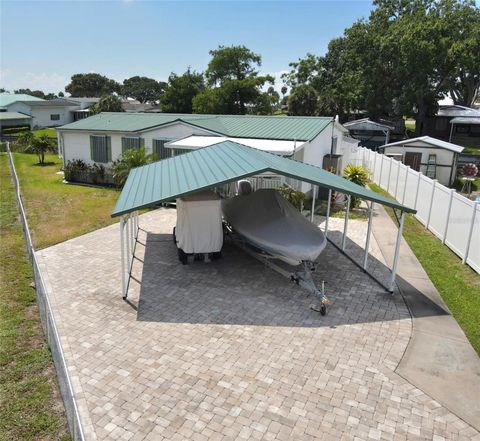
[{"x1": 56, "y1": 112, "x2": 358, "y2": 190}]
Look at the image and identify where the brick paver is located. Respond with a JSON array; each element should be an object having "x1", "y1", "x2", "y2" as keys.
[{"x1": 36, "y1": 209, "x2": 479, "y2": 440}]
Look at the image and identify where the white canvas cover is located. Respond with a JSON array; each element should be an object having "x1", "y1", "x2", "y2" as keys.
[
  {"x1": 222, "y1": 189, "x2": 326, "y2": 266},
  {"x1": 176, "y1": 191, "x2": 223, "y2": 253}
]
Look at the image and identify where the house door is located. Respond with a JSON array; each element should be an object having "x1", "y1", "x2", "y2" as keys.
[{"x1": 404, "y1": 152, "x2": 422, "y2": 171}]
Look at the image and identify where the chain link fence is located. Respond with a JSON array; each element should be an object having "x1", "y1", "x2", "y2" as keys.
[{"x1": 5, "y1": 144, "x2": 86, "y2": 441}]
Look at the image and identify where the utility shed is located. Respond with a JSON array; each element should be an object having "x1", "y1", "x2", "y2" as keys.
[
  {"x1": 381, "y1": 136, "x2": 464, "y2": 186},
  {"x1": 112, "y1": 140, "x2": 415, "y2": 298}
]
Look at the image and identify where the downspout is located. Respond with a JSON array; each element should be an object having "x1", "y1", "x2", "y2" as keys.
[{"x1": 449, "y1": 122, "x2": 454, "y2": 143}]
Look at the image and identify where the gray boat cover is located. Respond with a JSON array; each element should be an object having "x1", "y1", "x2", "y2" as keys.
[{"x1": 222, "y1": 189, "x2": 326, "y2": 266}]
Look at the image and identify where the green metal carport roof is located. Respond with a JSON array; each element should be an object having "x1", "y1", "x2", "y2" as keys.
[{"x1": 112, "y1": 140, "x2": 415, "y2": 217}]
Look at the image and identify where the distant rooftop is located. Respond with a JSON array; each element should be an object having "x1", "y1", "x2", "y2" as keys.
[
  {"x1": 57, "y1": 112, "x2": 334, "y2": 141},
  {"x1": 0, "y1": 111, "x2": 32, "y2": 120},
  {"x1": 0, "y1": 93, "x2": 44, "y2": 107},
  {"x1": 383, "y1": 136, "x2": 464, "y2": 153},
  {"x1": 437, "y1": 105, "x2": 480, "y2": 118}
]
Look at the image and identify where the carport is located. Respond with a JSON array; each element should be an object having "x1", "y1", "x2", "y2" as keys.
[{"x1": 112, "y1": 140, "x2": 415, "y2": 299}]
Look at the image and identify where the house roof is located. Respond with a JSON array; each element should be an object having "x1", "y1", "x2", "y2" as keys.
[
  {"x1": 343, "y1": 118, "x2": 394, "y2": 131},
  {"x1": 165, "y1": 135, "x2": 306, "y2": 155},
  {"x1": 382, "y1": 136, "x2": 464, "y2": 153},
  {"x1": 0, "y1": 111, "x2": 32, "y2": 120},
  {"x1": 437, "y1": 105, "x2": 480, "y2": 118},
  {"x1": 450, "y1": 117, "x2": 480, "y2": 125},
  {"x1": 57, "y1": 112, "x2": 333, "y2": 141},
  {"x1": 112, "y1": 140, "x2": 415, "y2": 217},
  {"x1": 0, "y1": 93, "x2": 45, "y2": 107},
  {"x1": 22, "y1": 98, "x2": 79, "y2": 107}
]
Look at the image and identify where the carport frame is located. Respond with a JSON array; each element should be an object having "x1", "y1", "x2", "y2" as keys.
[{"x1": 113, "y1": 141, "x2": 411, "y2": 300}]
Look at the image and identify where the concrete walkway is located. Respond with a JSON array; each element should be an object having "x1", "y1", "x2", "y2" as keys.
[{"x1": 372, "y1": 204, "x2": 480, "y2": 431}]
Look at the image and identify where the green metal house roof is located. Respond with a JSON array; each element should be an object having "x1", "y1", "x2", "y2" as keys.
[
  {"x1": 0, "y1": 93, "x2": 45, "y2": 107},
  {"x1": 112, "y1": 140, "x2": 415, "y2": 217},
  {"x1": 57, "y1": 112, "x2": 332, "y2": 141}
]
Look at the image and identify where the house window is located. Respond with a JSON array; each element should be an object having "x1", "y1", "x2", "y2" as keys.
[
  {"x1": 121, "y1": 137, "x2": 143, "y2": 153},
  {"x1": 50, "y1": 114, "x2": 60, "y2": 121},
  {"x1": 90, "y1": 135, "x2": 111, "y2": 163},
  {"x1": 153, "y1": 139, "x2": 172, "y2": 160}
]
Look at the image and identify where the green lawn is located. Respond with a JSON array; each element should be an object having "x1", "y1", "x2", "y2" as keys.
[
  {"x1": 32, "y1": 128, "x2": 57, "y2": 139},
  {"x1": 0, "y1": 154, "x2": 70, "y2": 441},
  {"x1": 405, "y1": 118, "x2": 415, "y2": 131},
  {"x1": 462, "y1": 146, "x2": 480, "y2": 156},
  {"x1": 12, "y1": 153, "x2": 120, "y2": 249},
  {"x1": 369, "y1": 183, "x2": 480, "y2": 354}
]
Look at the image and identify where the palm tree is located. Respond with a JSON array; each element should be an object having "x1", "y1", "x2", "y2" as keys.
[
  {"x1": 112, "y1": 147, "x2": 157, "y2": 186},
  {"x1": 24, "y1": 134, "x2": 53, "y2": 165}
]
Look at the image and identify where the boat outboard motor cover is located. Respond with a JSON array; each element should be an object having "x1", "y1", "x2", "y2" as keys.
[{"x1": 176, "y1": 190, "x2": 223, "y2": 254}]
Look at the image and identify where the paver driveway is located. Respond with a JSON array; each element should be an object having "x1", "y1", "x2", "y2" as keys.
[{"x1": 37, "y1": 209, "x2": 479, "y2": 441}]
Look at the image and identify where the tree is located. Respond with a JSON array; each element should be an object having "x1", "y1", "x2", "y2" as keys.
[
  {"x1": 90, "y1": 94, "x2": 124, "y2": 114},
  {"x1": 122, "y1": 76, "x2": 166, "y2": 103},
  {"x1": 202, "y1": 45, "x2": 275, "y2": 114},
  {"x1": 58, "y1": 91, "x2": 64, "y2": 97},
  {"x1": 192, "y1": 88, "x2": 228, "y2": 114},
  {"x1": 25, "y1": 134, "x2": 53, "y2": 165},
  {"x1": 14, "y1": 88, "x2": 57, "y2": 100},
  {"x1": 160, "y1": 68, "x2": 205, "y2": 113},
  {"x1": 288, "y1": 85, "x2": 318, "y2": 116},
  {"x1": 65, "y1": 73, "x2": 120, "y2": 97},
  {"x1": 112, "y1": 147, "x2": 157, "y2": 186}
]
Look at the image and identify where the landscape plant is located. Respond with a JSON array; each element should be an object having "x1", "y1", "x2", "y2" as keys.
[
  {"x1": 112, "y1": 147, "x2": 157, "y2": 186},
  {"x1": 24, "y1": 134, "x2": 54, "y2": 165},
  {"x1": 343, "y1": 164, "x2": 369, "y2": 208}
]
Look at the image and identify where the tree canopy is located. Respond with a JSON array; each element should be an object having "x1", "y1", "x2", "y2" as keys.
[
  {"x1": 65, "y1": 73, "x2": 120, "y2": 97},
  {"x1": 14, "y1": 88, "x2": 57, "y2": 100},
  {"x1": 90, "y1": 94, "x2": 124, "y2": 113},
  {"x1": 160, "y1": 69, "x2": 205, "y2": 113},
  {"x1": 122, "y1": 76, "x2": 166, "y2": 103},
  {"x1": 283, "y1": 0, "x2": 480, "y2": 134},
  {"x1": 193, "y1": 45, "x2": 275, "y2": 115}
]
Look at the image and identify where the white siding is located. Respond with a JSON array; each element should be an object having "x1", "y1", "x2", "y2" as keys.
[
  {"x1": 7, "y1": 102, "x2": 77, "y2": 128},
  {"x1": 59, "y1": 121, "x2": 215, "y2": 165}
]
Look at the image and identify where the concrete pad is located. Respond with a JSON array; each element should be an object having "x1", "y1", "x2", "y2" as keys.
[{"x1": 372, "y1": 204, "x2": 480, "y2": 431}]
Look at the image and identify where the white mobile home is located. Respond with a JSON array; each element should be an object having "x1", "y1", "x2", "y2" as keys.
[
  {"x1": 381, "y1": 136, "x2": 464, "y2": 186},
  {"x1": 56, "y1": 112, "x2": 358, "y2": 190}
]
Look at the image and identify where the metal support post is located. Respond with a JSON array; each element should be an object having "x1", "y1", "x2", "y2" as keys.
[
  {"x1": 325, "y1": 189, "x2": 332, "y2": 237},
  {"x1": 389, "y1": 211, "x2": 405, "y2": 292},
  {"x1": 120, "y1": 218, "x2": 127, "y2": 298},
  {"x1": 363, "y1": 202, "x2": 374, "y2": 270},
  {"x1": 310, "y1": 185, "x2": 316, "y2": 223},
  {"x1": 342, "y1": 195, "x2": 351, "y2": 251}
]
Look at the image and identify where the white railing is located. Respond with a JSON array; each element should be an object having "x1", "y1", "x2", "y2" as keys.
[
  {"x1": 345, "y1": 145, "x2": 480, "y2": 274},
  {"x1": 5, "y1": 144, "x2": 86, "y2": 441}
]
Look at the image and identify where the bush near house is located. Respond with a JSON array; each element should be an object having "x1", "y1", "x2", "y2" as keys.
[
  {"x1": 343, "y1": 164, "x2": 369, "y2": 208},
  {"x1": 64, "y1": 159, "x2": 115, "y2": 186}
]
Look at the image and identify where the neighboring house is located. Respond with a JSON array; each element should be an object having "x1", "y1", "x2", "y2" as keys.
[
  {"x1": 56, "y1": 112, "x2": 357, "y2": 192},
  {"x1": 0, "y1": 112, "x2": 32, "y2": 132},
  {"x1": 424, "y1": 105, "x2": 480, "y2": 147},
  {"x1": 343, "y1": 118, "x2": 395, "y2": 150},
  {"x1": 380, "y1": 136, "x2": 463, "y2": 186}
]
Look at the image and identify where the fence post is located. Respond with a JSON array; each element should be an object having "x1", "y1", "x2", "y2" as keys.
[
  {"x1": 463, "y1": 201, "x2": 478, "y2": 264},
  {"x1": 386, "y1": 158, "x2": 393, "y2": 194},
  {"x1": 402, "y1": 166, "x2": 410, "y2": 205},
  {"x1": 394, "y1": 161, "x2": 401, "y2": 199},
  {"x1": 426, "y1": 179, "x2": 437, "y2": 230},
  {"x1": 379, "y1": 154, "x2": 384, "y2": 188},
  {"x1": 372, "y1": 152, "x2": 377, "y2": 182},
  {"x1": 414, "y1": 173, "x2": 422, "y2": 211},
  {"x1": 442, "y1": 189, "x2": 455, "y2": 244}
]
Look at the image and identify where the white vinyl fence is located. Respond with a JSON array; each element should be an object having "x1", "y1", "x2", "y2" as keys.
[{"x1": 344, "y1": 145, "x2": 480, "y2": 274}]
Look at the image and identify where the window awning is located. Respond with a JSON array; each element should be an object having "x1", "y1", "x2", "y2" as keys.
[
  {"x1": 112, "y1": 140, "x2": 415, "y2": 217},
  {"x1": 165, "y1": 135, "x2": 306, "y2": 156}
]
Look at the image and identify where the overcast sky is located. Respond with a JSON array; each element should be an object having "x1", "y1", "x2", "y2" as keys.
[{"x1": 1, "y1": 0, "x2": 376, "y2": 93}]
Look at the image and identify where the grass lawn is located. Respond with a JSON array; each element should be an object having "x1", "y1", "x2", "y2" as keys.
[
  {"x1": 13, "y1": 153, "x2": 120, "y2": 249},
  {"x1": 0, "y1": 154, "x2": 70, "y2": 441},
  {"x1": 369, "y1": 182, "x2": 480, "y2": 354},
  {"x1": 462, "y1": 146, "x2": 480, "y2": 156},
  {"x1": 405, "y1": 118, "x2": 416, "y2": 131},
  {"x1": 32, "y1": 128, "x2": 57, "y2": 139}
]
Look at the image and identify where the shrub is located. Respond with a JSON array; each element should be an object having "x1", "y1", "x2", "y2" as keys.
[
  {"x1": 343, "y1": 164, "x2": 369, "y2": 208},
  {"x1": 276, "y1": 185, "x2": 305, "y2": 210},
  {"x1": 112, "y1": 147, "x2": 157, "y2": 187}
]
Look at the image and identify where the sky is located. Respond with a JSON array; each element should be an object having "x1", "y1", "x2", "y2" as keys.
[{"x1": 0, "y1": 0, "x2": 375, "y2": 94}]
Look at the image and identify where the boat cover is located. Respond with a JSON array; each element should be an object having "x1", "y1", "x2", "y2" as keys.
[
  {"x1": 222, "y1": 189, "x2": 326, "y2": 266},
  {"x1": 176, "y1": 190, "x2": 223, "y2": 254}
]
